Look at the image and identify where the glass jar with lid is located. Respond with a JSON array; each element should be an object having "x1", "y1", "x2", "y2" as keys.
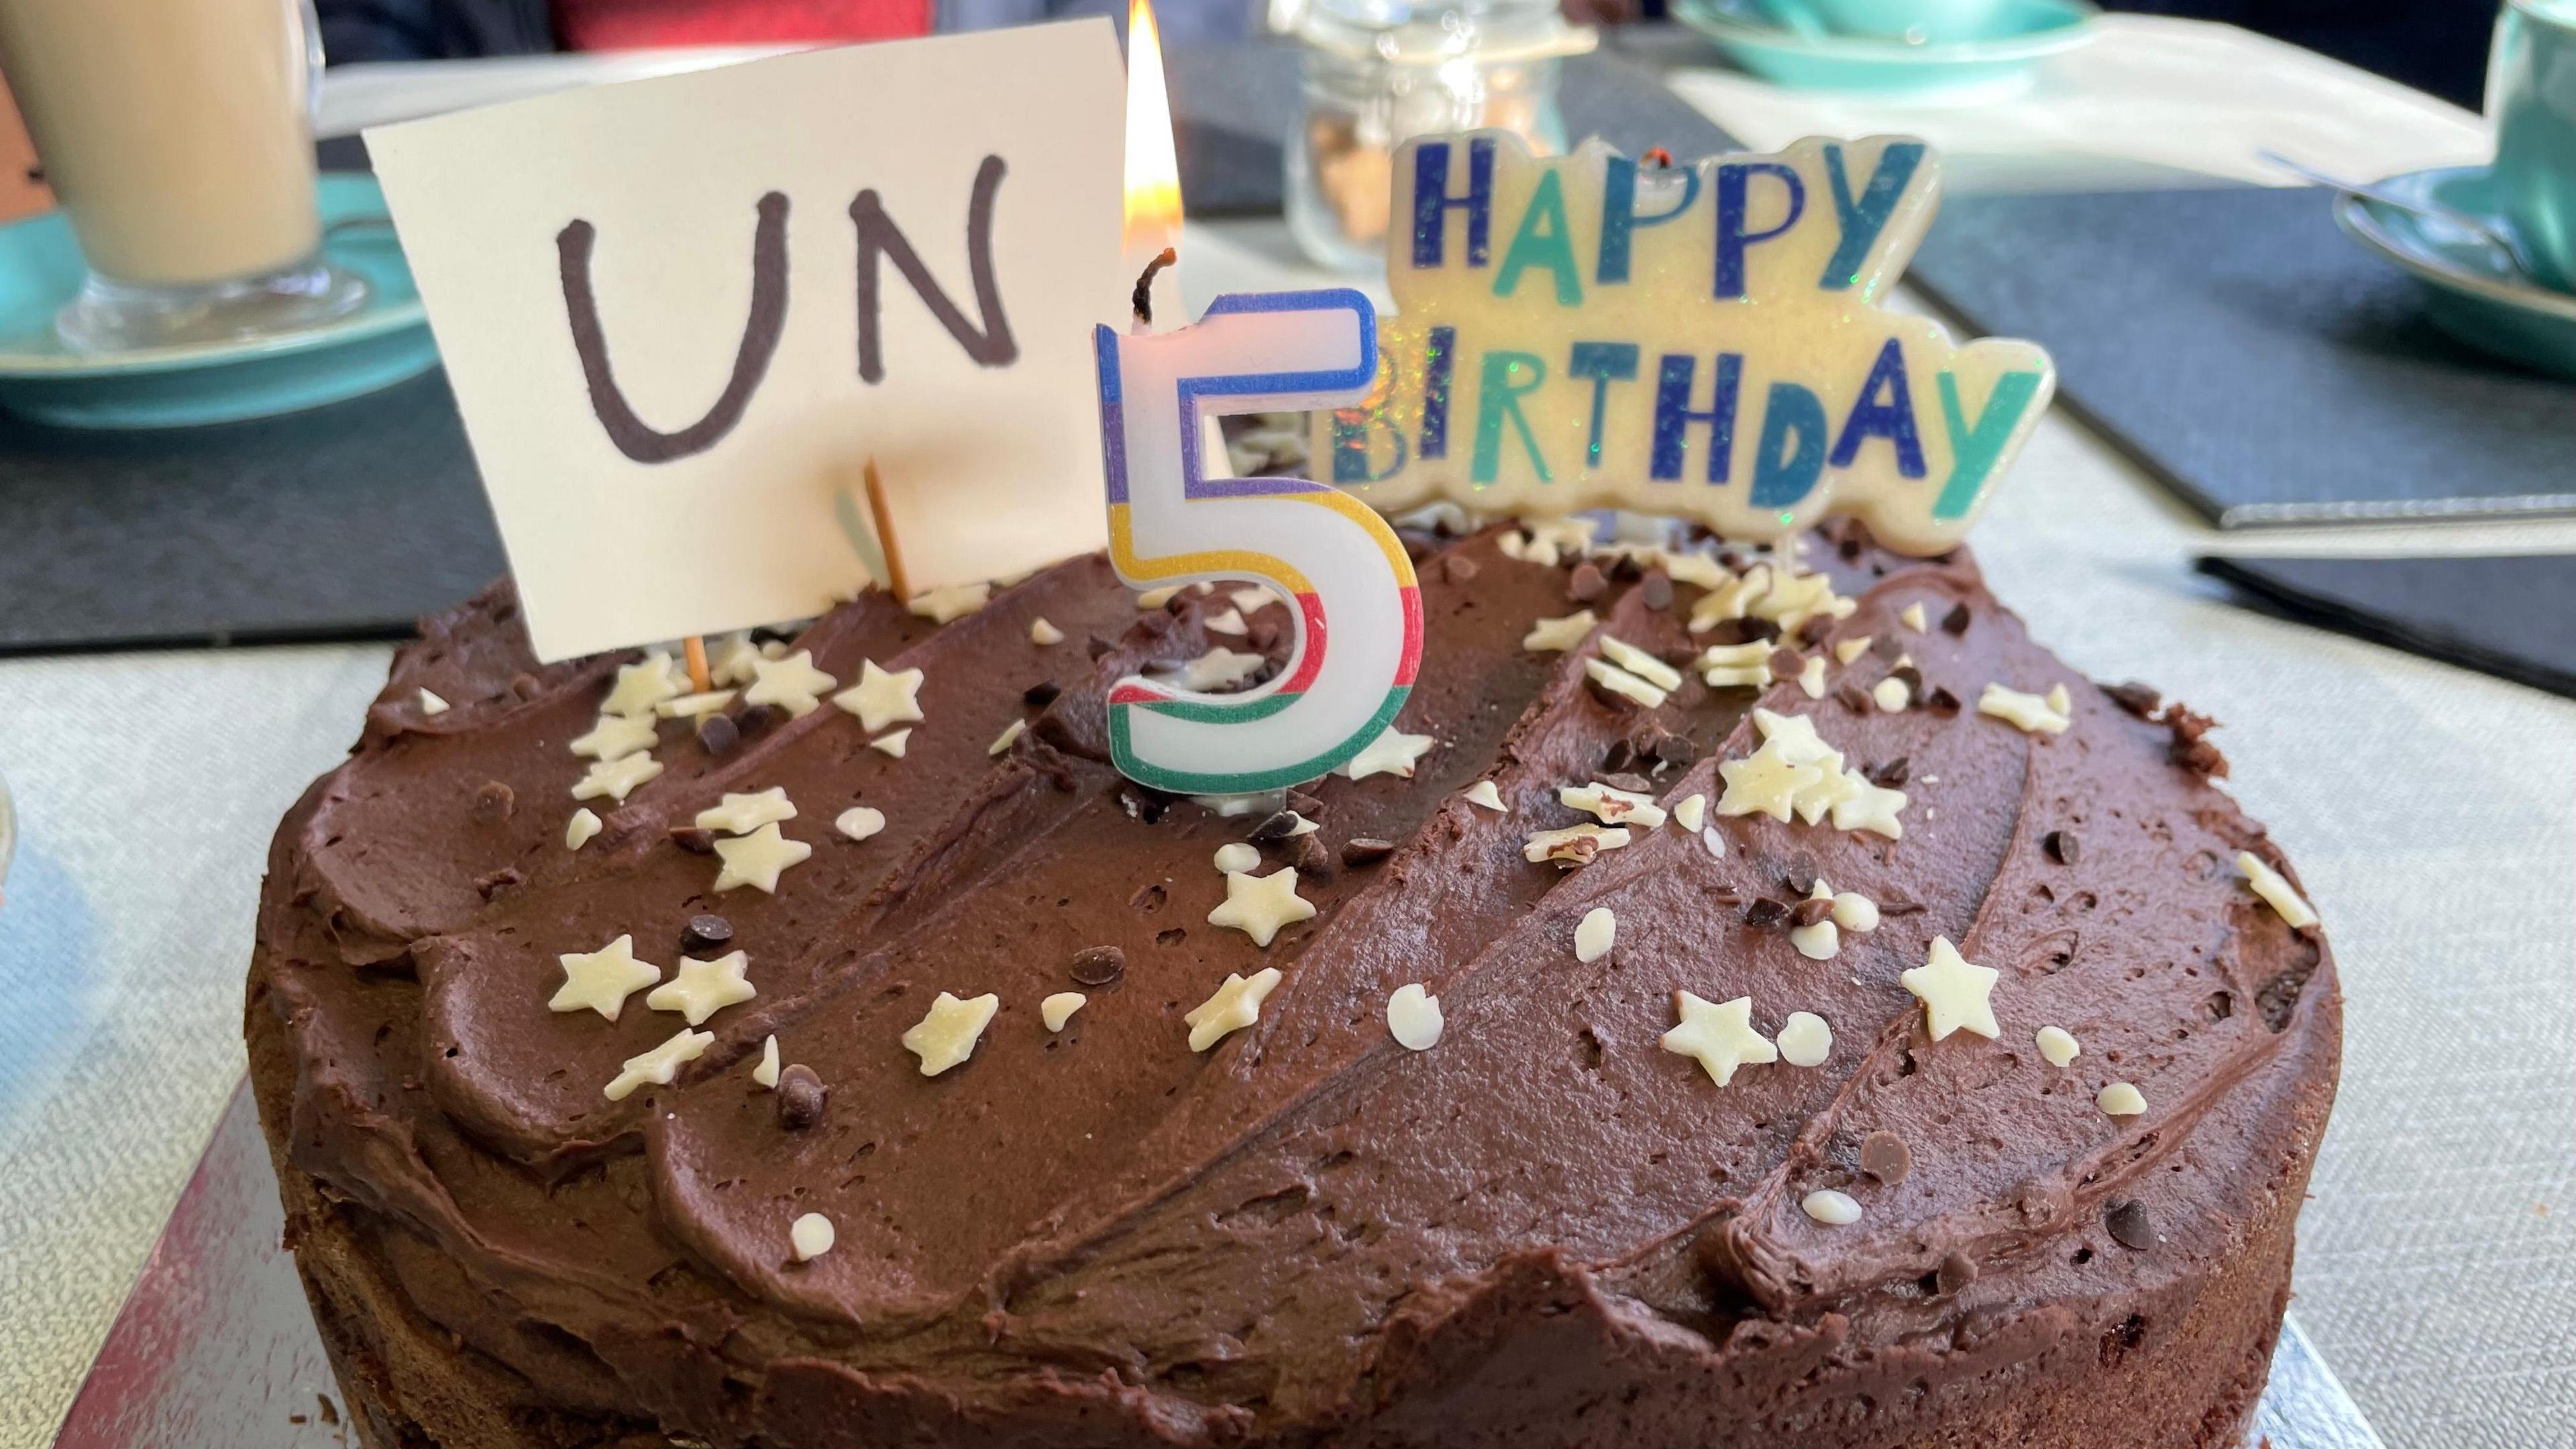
[{"x1": 1285, "y1": 0, "x2": 1594, "y2": 272}]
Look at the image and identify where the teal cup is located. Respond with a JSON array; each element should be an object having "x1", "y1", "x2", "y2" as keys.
[
  {"x1": 2489, "y1": 0, "x2": 2576, "y2": 292},
  {"x1": 1754, "y1": 0, "x2": 2019, "y2": 42}
]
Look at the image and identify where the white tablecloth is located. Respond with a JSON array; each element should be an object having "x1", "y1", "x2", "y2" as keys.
[{"x1": 3, "y1": 19, "x2": 2570, "y2": 1449}]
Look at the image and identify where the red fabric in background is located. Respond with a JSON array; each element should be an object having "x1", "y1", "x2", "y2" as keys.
[{"x1": 553, "y1": 0, "x2": 933, "y2": 49}]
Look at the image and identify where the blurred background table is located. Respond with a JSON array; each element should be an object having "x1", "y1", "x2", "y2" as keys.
[{"x1": 2, "y1": 18, "x2": 2569, "y2": 1449}]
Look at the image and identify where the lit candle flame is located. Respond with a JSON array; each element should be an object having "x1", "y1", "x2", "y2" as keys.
[{"x1": 1122, "y1": 0, "x2": 1183, "y2": 253}]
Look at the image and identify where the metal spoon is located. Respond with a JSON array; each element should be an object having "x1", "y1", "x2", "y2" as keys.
[{"x1": 2257, "y1": 149, "x2": 2542, "y2": 283}]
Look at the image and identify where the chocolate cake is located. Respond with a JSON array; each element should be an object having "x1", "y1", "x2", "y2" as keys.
[{"x1": 248, "y1": 520, "x2": 2338, "y2": 1449}]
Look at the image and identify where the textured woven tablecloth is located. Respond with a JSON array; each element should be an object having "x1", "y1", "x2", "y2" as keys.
[{"x1": 4, "y1": 25, "x2": 2572, "y2": 1448}]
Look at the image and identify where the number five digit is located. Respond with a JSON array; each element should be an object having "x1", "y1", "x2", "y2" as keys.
[{"x1": 1092, "y1": 290, "x2": 1423, "y2": 796}]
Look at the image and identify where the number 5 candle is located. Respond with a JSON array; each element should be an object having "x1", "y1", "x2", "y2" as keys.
[{"x1": 1092, "y1": 291, "x2": 1424, "y2": 795}]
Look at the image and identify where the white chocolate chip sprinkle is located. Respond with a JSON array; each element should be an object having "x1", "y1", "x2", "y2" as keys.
[
  {"x1": 1872, "y1": 676, "x2": 1911, "y2": 712},
  {"x1": 1386, "y1": 983, "x2": 1444, "y2": 1050},
  {"x1": 1574, "y1": 906, "x2": 1616, "y2": 963},
  {"x1": 1136, "y1": 585, "x2": 1181, "y2": 609},
  {"x1": 1204, "y1": 606, "x2": 1248, "y2": 637},
  {"x1": 418, "y1": 688, "x2": 450, "y2": 715},
  {"x1": 1833, "y1": 637, "x2": 1873, "y2": 665},
  {"x1": 566, "y1": 808, "x2": 603, "y2": 850},
  {"x1": 1797, "y1": 656, "x2": 1827, "y2": 699},
  {"x1": 2098, "y1": 1081, "x2": 2148, "y2": 1117},
  {"x1": 1207, "y1": 869, "x2": 1316, "y2": 947},
  {"x1": 1185, "y1": 968, "x2": 1283, "y2": 1051},
  {"x1": 2237, "y1": 852, "x2": 2318, "y2": 930},
  {"x1": 1701, "y1": 825, "x2": 1726, "y2": 857},
  {"x1": 604, "y1": 1028, "x2": 711, "y2": 1101},
  {"x1": 1041, "y1": 991, "x2": 1087, "y2": 1032},
  {"x1": 1801, "y1": 1189, "x2": 1862, "y2": 1226},
  {"x1": 835, "y1": 806, "x2": 887, "y2": 842},
  {"x1": 790, "y1": 1212, "x2": 837, "y2": 1261},
  {"x1": 1778, "y1": 1012, "x2": 1833, "y2": 1067},
  {"x1": 1790, "y1": 918, "x2": 1840, "y2": 960},
  {"x1": 2036, "y1": 1026, "x2": 2081, "y2": 1068},
  {"x1": 1831, "y1": 891, "x2": 1879, "y2": 932},
  {"x1": 1461, "y1": 780, "x2": 1505, "y2": 812},
  {"x1": 2045, "y1": 683, "x2": 2072, "y2": 716},
  {"x1": 753, "y1": 1035, "x2": 781, "y2": 1087},
  {"x1": 1213, "y1": 841, "x2": 1260, "y2": 873},
  {"x1": 698, "y1": 787, "x2": 796, "y2": 835},
  {"x1": 902, "y1": 991, "x2": 1000, "y2": 1075},
  {"x1": 1030, "y1": 616, "x2": 1065, "y2": 646},
  {"x1": 1900, "y1": 602, "x2": 1929, "y2": 632},
  {"x1": 988, "y1": 718, "x2": 1025, "y2": 757},
  {"x1": 1673, "y1": 793, "x2": 1708, "y2": 832}
]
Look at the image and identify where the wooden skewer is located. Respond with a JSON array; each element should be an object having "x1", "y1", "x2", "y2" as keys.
[
  {"x1": 861, "y1": 456, "x2": 913, "y2": 603},
  {"x1": 683, "y1": 635, "x2": 712, "y2": 694}
]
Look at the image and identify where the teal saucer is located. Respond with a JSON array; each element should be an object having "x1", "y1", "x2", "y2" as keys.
[
  {"x1": 2334, "y1": 166, "x2": 2576, "y2": 382},
  {"x1": 0, "y1": 173, "x2": 437, "y2": 429},
  {"x1": 1674, "y1": 0, "x2": 2098, "y2": 92}
]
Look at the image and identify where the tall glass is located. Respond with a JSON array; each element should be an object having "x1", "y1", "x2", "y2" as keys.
[{"x1": 0, "y1": 0, "x2": 367, "y2": 352}]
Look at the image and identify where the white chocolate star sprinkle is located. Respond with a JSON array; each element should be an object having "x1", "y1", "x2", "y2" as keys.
[
  {"x1": 1716, "y1": 741, "x2": 1823, "y2": 823},
  {"x1": 571, "y1": 711, "x2": 659, "y2": 762},
  {"x1": 1574, "y1": 906, "x2": 1615, "y2": 963},
  {"x1": 1204, "y1": 606, "x2": 1248, "y2": 637},
  {"x1": 1778, "y1": 1012, "x2": 1833, "y2": 1067},
  {"x1": 1831, "y1": 775, "x2": 1909, "y2": 841},
  {"x1": 1338, "y1": 727, "x2": 1434, "y2": 782},
  {"x1": 1979, "y1": 682, "x2": 2072, "y2": 735},
  {"x1": 1207, "y1": 869, "x2": 1316, "y2": 947},
  {"x1": 1523, "y1": 610, "x2": 1597, "y2": 653},
  {"x1": 1599, "y1": 635, "x2": 1682, "y2": 692},
  {"x1": 2036, "y1": 1026, "x2": 2081, "y2": 1067},
  {"x1": 419, "y1": 688, "x2": 450, "y2": 715},
  {"x1": 603, "y1": 651, "x2": 683, "y2": 718},
  {"x1": 907, "y1": 582, "x2": 989, "y2": 623},
  {"x1": 1561, "y1": 782, "x2": 1667, "y2": 828},
  {"x1": 656, "y1": 689, "x2": 736, "y2": 718},
  {"x1": 573, "y1": 752, "x2": 663, "y2": 803},
  {"x1": 1387, "y1": 983, "x2": 1444, "y2": 1050},
  {"x1": 1872, "y1": 676, "x2": 1911, "y2": 712},
  {"x1": 869, "y1": 729, "x2": 911, "y2": 758},
  {"x1": 704, "y1": 633, "x2": 762, "y2": 686},
  {"x1": 1213, "y1": 841, "x2": 1260, "y2": 873},
  {"x1": 2237, "y1": 852, "x2": 2318, "y2": 929},
  {"x1": 1688, "y1": 564, "x2": 1772, "y2": 633},
  {"x1": 743, "y1": 650, "x2": 838, "y2": 718},
  {"x1": 1168, "y1": 645, "x2": 1264, "y2": 691},
  {"x1": 2098, "y1": 1081, "x2": 2148, "y2": 1117},
  {"x1": 988, "y1": 718, "x2": 1025, "y2": 756},
  {"x1": 754, "y1": 1034, "x2": 781, "y2": 1087},
  {"x1": 1585, "y1": 657, "x2": 1669, "y2": 709},
  {"x1": 790, "y1": 1211, "x2": 836, "y2": 1261},
  {"x1": 1042, "y1": 991, "x2": 1087, "y2": 1032},
  {"x1": 604, "y1": 1028, "x2": 712, "y2": 1101},
  {"x1": 566, "y1": 808, "x2": 602, "y2": 850},
  {"x1": 697, "y1": 787, "x2": 795, "y2": 835},
  {"x1": 1185, "y1": 968, "x2": 1283, "y2": 1051},
  {"x1": 902, "y1": 991, "x2": 1000, "y2": 1075},
  {"x1": 1756, "y1": 570, "x2": 1856, "y2": 633},
  {"x1": 1674, "y1": 793, "x2": 1708, "y2": 831},
  {"x1": 711, "y1": 822, "x2": 812, "y2": 893},
  {"x1": 647, "y1": 950, "x2": 755, "y2": 1026},
  {"x1": 833, "y1": 659, "x2": 926, "y2": 734},
  {"x1": 551, "y1": 934, "x2": 661, "y2": 1021},
  {"x1": 1030, "y1": 616, "x2": 1065, "y2": 646},
  {"x1": 1524, "y1": 823, "x2": 1630, "y2": 865},
  {"x1": 1900, "y1": 602, "x2": 1929, "y2": 632},
  {"x1": 835, "y1": 806, "x2": 886, "y2": 841},
  {"x1": 1461, "y1": 780, "x2": 1505, "y2": 812},
  {"x1": 1902, "y1": 937, "x2": 2001, "y2": 1041},
  {"x1": 1801, "y1": 1189, "x2": 1862, "y2": 1226},
  {"x1": 1662, "y1": 991, "x2": 1777, "y2": 1087}
]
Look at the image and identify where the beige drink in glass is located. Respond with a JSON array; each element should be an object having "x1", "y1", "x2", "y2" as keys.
[{"x1": 0, "y1": 0, "x2": 366, "y2": 351}]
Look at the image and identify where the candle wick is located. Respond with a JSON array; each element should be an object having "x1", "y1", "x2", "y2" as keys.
[
  {"x1": 1131, "y1": 246, "x2": 1179, "y2": 329},
  {"x1": 1644, "y1": 147, "x2": 1674, "y2": 170}
]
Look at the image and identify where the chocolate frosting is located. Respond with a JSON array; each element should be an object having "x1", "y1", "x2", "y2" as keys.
[{"x1": 250, "y1": 525, "x2": 2339, "y2": 1446}]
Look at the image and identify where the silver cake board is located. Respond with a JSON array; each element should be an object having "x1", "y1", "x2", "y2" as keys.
[{"x1": 49, "y1": 1079, "x2": 2385, "y2": 1448}]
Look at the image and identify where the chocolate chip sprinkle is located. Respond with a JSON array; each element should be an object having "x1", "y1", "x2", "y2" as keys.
[
  {"x1": 1867, "y1": 755, "x2": 1911, "y2": 788},
  {"x1": 1744, "y1": 898, "x2": 1787, "y2": 927},
  {"x1": 1068, "y1": 945, "x2": 1127, "y2": 986},
  {"x1": 1835, "y1": 683, "x2": 1872, "y2": 713},
  {"x1": 1286, "y1": 788, "x2": 1326, "y2": 818},
  {"x1": 470, "y1": 780, "x2": 515, "y2": 822},
  {"x1": 1601, "y1": 740, "x2": 1635, "y2": 772},
  {"x1": 508, "y1": 672, "x2": 542, "y2": 700},
  {"x1": 1935, "y1": 1250, "x2": 1979, "y2": 1295},
  {"x1": 1939, "y1": 601, "x2": 1973, "y2": 635},
  {"x1": 473, "y1": 866, "x2": 524, "y2": 900},
  {"x1": 1599, "y1": 771, "x2": 1655, "y2": 795},
  {"x1": 682, "y1": 914, "x2": 734, "y2": 953},
  {"x1": 1567, "y1": 561, "x2": 1608, "y2": 602},
  {"x1": 1782, "y1": 858, "x2": 1821, "y2": 896},
  {"x1": 737, "y1": 702, "x2": 783, "y2": 736},
  {"x1": 1640, "y1": 570, "x2": 1674, "y2": 610},
  {"x1": 1248, "y1": 810, "x2": 1303, "y2": 844},
  {"x1": 1767, "y1": 647, "x2": 1806, "y2": 682},
  {"x1": 2105, "y1": 1199, "x2": 2156, "y2": 1251},
  {"x1": 2104, "y1": 680, "x2": 2161, "y2": 718},
  {"x1": 1022, "y1": 680, "x2": 1061, "y2": 708},
  {"x1": 1925, "y1": 685, "x2": 1963, "y2": 716},
  {"x1": 1086, "y1": 635, "x2": 1115, "y2": 660},
  {"x1": 2043, "y1": 829, "x2": 2082, "y2": 866},
  {"x1": 1790, "y1": 896, "x2": 1836, "y2": 928},
  {"x1": 1652, "y1": 734, "x2": 1699, "y2": 769},
  {"x1": 1709, "y1": 885, "x2": 1746, "y2": 909},
  {"x1": 1340, "y1": 837, "x2": 1396, "y2": 867},
  {"x1": 668, "y1": 826, "x2": 716, "y2": 854},
  {"x1": 1859, "y1": 1130, "x2": 1913, "y2": 1184},
  {"x1": 775, "y1": 1065, "x2": 826, "y2": 1130},
  {"x1": 696, "y1": 712, "x2": 739, "y2": 756},
  {"x1": 1291, "y1": 833, "x2": 1334, "y2": 877}
]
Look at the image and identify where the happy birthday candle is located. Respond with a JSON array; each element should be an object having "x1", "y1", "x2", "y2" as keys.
[{"x1": 1092, "y1": 290, "x2": 1423, "y2": 795}]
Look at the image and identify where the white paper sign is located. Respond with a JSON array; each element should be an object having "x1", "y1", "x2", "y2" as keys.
[{"x1": 368, "y1": 21, "x2": 1126, "y2": 661}]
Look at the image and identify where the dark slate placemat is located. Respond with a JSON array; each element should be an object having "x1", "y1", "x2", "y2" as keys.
[
  {"x1": 0, "y1": 368, "x2": 504, "y2": 655},
  {"x1": 1169, "y1": 38, "x2": 1737, "y2": 217},
  {"x1": 2197, "y1": 553, "x2": 2576, "y2": 700},
  {"x1": 1906, "y1": 184, "x2": 2576, "y2": 528}
]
